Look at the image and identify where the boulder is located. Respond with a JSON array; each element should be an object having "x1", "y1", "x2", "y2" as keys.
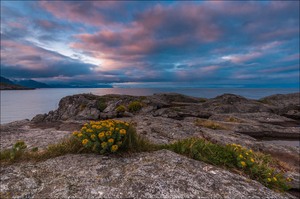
[{"x1": 0, "y1": 150, "x2": 295, "y2": 199}]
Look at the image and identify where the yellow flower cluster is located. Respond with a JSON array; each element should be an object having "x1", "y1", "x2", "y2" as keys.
[
  {"x1": 227, "y1": 143, "x2": 257, "y2": 169},
  {"x1": 73, "y1": 119, "x2": 130, "y2": 154}
]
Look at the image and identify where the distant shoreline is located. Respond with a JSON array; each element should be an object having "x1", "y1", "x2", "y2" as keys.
[{"x1": 0, "y1": 82, "x2": 34, "y2": 90}]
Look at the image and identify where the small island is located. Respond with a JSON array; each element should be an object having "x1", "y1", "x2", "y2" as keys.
[{"x1": 0, "y1": 92, "x2": 299, "y2": 198}]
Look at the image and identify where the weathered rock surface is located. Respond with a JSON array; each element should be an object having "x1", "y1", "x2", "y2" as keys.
[
  {"x1": 0, "y1": 150, "x2": 295, "y2": 199},
  {"x1": 1, "y1": 92, "x2": 300, "y2": 198},
  {"x1": 0, "y1": 120, "x2": 74, "y2": 150}
]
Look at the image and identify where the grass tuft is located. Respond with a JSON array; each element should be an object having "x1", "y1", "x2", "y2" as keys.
[{"x1": 162, "y1": 138, "x2": 290, "y2": 191}]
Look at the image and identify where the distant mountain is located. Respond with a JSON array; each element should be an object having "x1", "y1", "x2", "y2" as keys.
[
  {"x1": 1, "y1": 76, "x2": 112, "y2": 88},
  {"x1": 0, "y1": 76, "x2": 15, "y2": 85},
  {"x1": 0, "y1": 76, "x2": 34, "y2": 90},
  {"x1": 14, "y1": 79, "x2": 50, "y2": 88}
]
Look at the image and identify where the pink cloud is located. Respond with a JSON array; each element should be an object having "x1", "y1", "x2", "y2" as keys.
[
  {"x1": 222, "y1": 52, "x2": 262, "y2": 64},
  {"x1": 1, "y1": 40, "x2": 64, "y2": 70},
  {"x1": 39, "y1": 1, "x2": 124, "y2": 27}
]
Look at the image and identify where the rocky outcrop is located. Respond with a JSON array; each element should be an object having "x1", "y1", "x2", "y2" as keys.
[
  {"x1": 1, "y1": 92, "x2": 300, "y2": 198},
  {"x1": 27, "y1": 92, "x2": 300, "y2": 171},
  {"x1": 260, "y1": 93, "x2": 300, "y2": 120},
  {"x1": 0, "y1": 150, "x2": 295, "y2": 199}
]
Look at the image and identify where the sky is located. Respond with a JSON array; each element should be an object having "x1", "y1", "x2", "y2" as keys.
[{"x1": 0, "y1": 0, "x2": 299, "y2": 88}]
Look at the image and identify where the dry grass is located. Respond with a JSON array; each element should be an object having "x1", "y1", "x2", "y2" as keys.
[
  {"x1": 195, "y1": 119, "x2": 228, "y2": 130},
  {"x1": 225, "y1": 116, "x2": 244, "y2": 123}
]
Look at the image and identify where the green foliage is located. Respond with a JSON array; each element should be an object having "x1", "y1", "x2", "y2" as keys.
[
  {"x1": 195, "y1": 119, "x2": 228, "y2": 130},
  {"x1": 97, "y1": 98, "x2": 107, "y2": 112},
  {"x1": 163, "y1": 138, "x2": 290, "y2": 191},
  {"x1": 226, "y1": 143, "x2": 290, "y2": 191},
  {"x1": 128, "y1": 101, "x2": 143, "y2": 112},
  {"x1": 0, "y1": 141, "x2": 27, "y2": 161},
  {"x1": 116, "y1": 105, "x2": 126, "y2": 113},
  {"x1": 0, "y1": 137, "x2": 82, "y2": 164},
  {"x1": 73, "y1": 119, "x2": 156, "y2": 154}
]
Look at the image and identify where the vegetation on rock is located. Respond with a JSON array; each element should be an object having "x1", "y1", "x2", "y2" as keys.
[
  {"x1": 97, "y1": 98, "x2": 107, "y2": 112},
  {"x1": 128, "y1": 101, "x2": 143, "y2": 112},
  {"x1": 0, "y1": 119, "x2": 292, "y2": 192},
  {"x1": 73, "y1": 120, "x2": 131, "y2": 154},
  {"x1": 116, "y1": 105, "x2": 126, "y2": 113},
  {"x1": 163, "y1": 138, "x2": 291, "y2": 191}
]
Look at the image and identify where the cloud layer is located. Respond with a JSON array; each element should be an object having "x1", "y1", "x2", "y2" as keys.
[{"x1": 1, "y1": 1, "x2": 299, "y2": 87}]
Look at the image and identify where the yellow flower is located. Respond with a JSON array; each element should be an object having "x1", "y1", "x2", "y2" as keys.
[
  {"x1": 245, "y1": 152, "x2": 249, "y2": 156},
  {"x1": 92, "y1": 125, "x2": 97, "y2": 129},
  {"x1": 72, "y1": 131, "x2": 78, "y2": 136},
  {"x1": 120, "y1": 129, "x2": 126, "y2": 135},
  {"x1": 125, "y1": 122, "x2": 129, "y2": 126},
  {"x1": 98, "y1": 132, "x2": 105, "y2": 139},
  {"x1": 239, "y1": 154, "x2": 243, "y2": 159},
  {"x1": 273, "y1": 177, "x2": 277, "y2": 182},
  {"x1": 81, "y1": 126, "x2": 87, "y2": 131},
  {"x1": 86, "y1": 129, "x2": 93, "y2": 133},
  {"x1": 116, "y1": 128, "x2": 119, "y2": 131},
  {"x1": 105, "y1": 131, "x2": 112, "y2": 137},
  {"x1": 240, "y1": 161, "x2": 246, "y2": 167},
  {"x1": 78, "y1": 133, "x2": 83, "y2": 137},
  {"x1": 267, "y1": 178, "x2": 272, "y2": 182},
  {"x1": 96, "y1": 125, "x2": 102, "y2": 129},
  {"x1": 249, "y1": 149, "x2": 253, "y2": 153},
  {"x1": 101, "y1": 142, "x2": 107, "y2": 148},
  {"x1": 111, "y1": 145, "x2": 118, "y2": 152},
  {"x1": 250, "y1": 158, "x2": 255, "y2": 163},
  {"x1": 82, "y1": 139, "x2": 89, "y2": 145},
  {"x1": 108, "y1": 138, "x2": 114, "y2": 143},
  {"x1": 91, "y1": 134, "x2": 96, "y2": 140},
  {"x1": 110, "y1": 127, "x2": 114, "y2": 131}
]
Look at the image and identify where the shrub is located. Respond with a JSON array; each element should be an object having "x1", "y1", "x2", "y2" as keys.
[
  {"x1": 116, "y1": 105, "x2": 126, "y2": 113},
  {"x1": 97, "y1": 99, "x2": 107, "y2": 112},
  {"x1": 163, "y1": 138, "x2": 290, "y2": 191},
  {"x1": 199, "y1": 98, "x2": 207, "y2": 103},
  {"x1": 128, "y1": 101, "x2": 142, "y2": 112},
  {"x1": 73, "y1": 120, "x2": 132, "y2": 154}
]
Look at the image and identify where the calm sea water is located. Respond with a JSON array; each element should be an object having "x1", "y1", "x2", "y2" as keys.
[{"x1": 0, "y1": 88, "x2": 298, "y2": 124}]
